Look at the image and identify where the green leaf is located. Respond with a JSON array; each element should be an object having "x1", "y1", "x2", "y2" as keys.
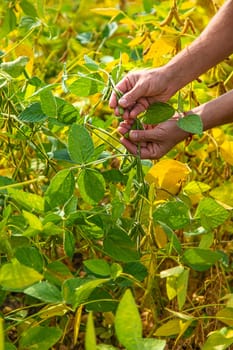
[
  {"x1": 24, "y1": 281, "x2": 62, "y2": 303},
  {"x1": 177, "y1": 269, "x2": 189, "y2": 310},
  {"x1": 0, "y1": 318, "x2": 4, "y2": 350},
  {"x1": 63, "y1": 230, "x2": 75, "y2": 258},
  {"x1": 177, "y1": 114, "x2": 203, "y2": 135},
  {"x1": 5, "y1": 343, "x2": 17, "y2": 350},
  {"x1": 20, "y1": 0, "x2": 38, "y2": 17},
  {"x1": 15, "y1": 246, "x2": 44, "y2": 273},
  {"x1": 85, "y1": 312, "x2": 97, "y2": 350},
  {"x1": 143, "y1": 0, "x2": 155, "y2": 12},
  {"x1": 97, "y1": 345, "x2": 118, "y2": 350},
  {"x1": 0, "y1": 56, "x2": 29, "y2": 78},
  {"x1": 139, "y1": 338, "x2": 166, "y2": 350},
  {"x1": 202, "y1": 327, "x2": 233, "y2": 350},
  {"x1": 69, "y1": 74, "x2": 104, "y2": 96},
  {"x1": 0, "y1": 8, "x2": 17, "y2": 39},
  {"x1": 18, "y1": 102, "x2": 48, "y2": 123},
  {"x1": 45, "y1": 169, "x2": 75, "y2": 210},
  {"x1": 78, "y1": 168, "x2": 106, "y2": 205},
  {"x1": 195, "y1": 197, "x2": 229, "y2": 229},
  {"x1": 216, "y1": 308, "x2": 233, "y2": 327},
  {"x1": 115, "y1": 289, "x2": 142, "y2": 350},
  {"x1": 141, "y1": 102, "x2": 175, "y2": 124},
  {"x1": 84, "y1": 259, "x2": 111, "y2": 277},
  {"x1": 74, "y1": 278, "x2": 109, "y2": 308},
  {"x1": 153, "y1": 201, "x2": 190, "y2": 230},
  {"x1": 0, "y1": 259, "x2": 43, "y2": 290},
  {"x1": 19, "y1": 326, "x2": 62, "y2": 350},
  {"x1": 183, "y1": 248, "x2": 223, "y2": 271},
  {"x1": 68, "y1": 124, "x2": 94, "y2": 164},
  {"x1": 40, "y1": 89, "x2": 57, "y2": 117},
  {"x1": 103, "y1": 226, "x2": 140, "y2": 262},
  {"x1": 8, "y1": 188, "x2": 44, "y2": 213},
  {"x1": 210, "y1": 181, "x2": 233, "y2": 207}
]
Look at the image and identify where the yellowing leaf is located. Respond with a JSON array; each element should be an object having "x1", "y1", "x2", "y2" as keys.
[
  {"x1": 145, "y1": 159, "x2": 190, "y2": 198},
  {"x1": 211, "y1": 127, "x2": 225, "y2": 145},
  {"x1": 216, "y1": 308, "x2": 233, "y2": 327},
  {"x1": 154, "y1": 225, "x2": 167, "y2": 248},
  {"x1": 91, "y1": 8, "x2": 122, "y2": 17},
  {"x1": 220, "y1": 141, "x2": 233, "y2": 165},
  {"x1": 0, "y1": 259, "x2": 43, "y2": 290},
  {"x1": 154, "y1": 319, "x2": 188, "y2": 336}
]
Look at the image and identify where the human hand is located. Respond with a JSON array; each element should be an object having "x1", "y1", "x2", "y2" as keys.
[
  {"x1": 109, "y1": 67, "x2": 176, "y2": 120},
  {"x1": 118, "y1": 117, "x2": 190, "y2": 159}
]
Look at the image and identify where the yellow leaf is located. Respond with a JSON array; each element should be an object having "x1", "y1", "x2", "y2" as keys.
[
  {"x1": 91, "y1": 8, "x2": 121, "y2": 17},
  {"x1": 145, "y1": 159, "x2": 190, "y2": 198},
  {"x1": 74, "y1": 305, "x2": 83, "y2": 345},
  {"x1": 220, "y1": 140, "x2": 233, "y2": 165},
  {"x1": 154, "y1": 319, "x2": 187, "y2": 336},
  {"x1": 154, "y1": 225, "x2": 167, "y2": 248},
  {"x1": 211, "y1": 127, "x2": 225, "y2": 145},
  {"x1": 216, "y1": 308, "x2": 233, "y2": 327}
]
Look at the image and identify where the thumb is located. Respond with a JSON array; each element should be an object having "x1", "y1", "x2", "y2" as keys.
[{"x1": 118, "y1": 86, "x2": 143, "y2": 108}]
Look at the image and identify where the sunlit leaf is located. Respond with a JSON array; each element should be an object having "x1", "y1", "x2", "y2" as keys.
[
  {"x1": 220, "y1": 141, "x2": 233, "y2": 165},
  {"x1": 74, "y1": 278, "x2": 109, "y2": 308},
  {"x1": 115, "y1": 289, "x2": 142, "y2": 350},
  {"x1": 0, "y1": 259, "x2": 43, "y2": 290},
  {"x1": 19, "y1": 326, "x2": 62, "y2": 350},
  {"x1": 153, "y1": 201, "x2": 190, "y2": 229},
  {"x1": 85, "y1": 312, "x2": 97, "y2": 350},
  {"x1": 195, "y1": 197, "x2": 229, "y2": 229},
  {"x1": 216, "y1": 308, "x2": 233, "y2": 327},
  {"x1": 145, "y1": 159, "x2": 190, "y2": 198},
  {"x1": 142, "y1": 102, "x2": 175, "y2": 124},
  {"x1": 0, "y1": 56, "x2": 29, "y2": 78},
  {"x1": 202, "y1": 327, "x2": 233, "y2": 350},
  {"x1": 8, "y1": 188, "x2": 44, "y2": 213},
  {"x1": 210, "y1": 182, "x2": 233, "y2": 208}
]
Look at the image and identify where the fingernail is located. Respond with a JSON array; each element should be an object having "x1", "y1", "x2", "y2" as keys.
[{"x1": 119, "y1": 97, "x2": 127, "y2": 106}]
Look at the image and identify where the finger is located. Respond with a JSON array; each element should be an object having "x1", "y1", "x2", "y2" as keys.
[
  {"x1": 109, "y1": 92, "x2": 118, "y2": 108},
  {"x1": 129, "y1": 129, "x2": 157, "y2": 142},
  {"x1": 120, "y1": 138, "x2": 157, "y2": 159}
]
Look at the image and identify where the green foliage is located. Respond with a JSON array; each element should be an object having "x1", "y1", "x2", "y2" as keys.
[{"x1": 0, "y1": 0, "x2": 232, "y2": 349}]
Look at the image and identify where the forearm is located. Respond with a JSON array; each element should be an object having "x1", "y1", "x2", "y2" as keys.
[
  {"x1": 165, "y1": 0, "x2": 233, "y2": 94},
  {"x1": 191, "y1": 90, "x2": 233, "y2": 131}
]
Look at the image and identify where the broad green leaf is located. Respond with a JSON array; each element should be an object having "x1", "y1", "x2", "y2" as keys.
[
  {"x1": 202, "y1": 327, "x2": 233, "y2": 350},
  {"x1": 40, "y1": 89, "x2": 57, "y2": 117},
  {"x1": 86, "y1": 288, "x2": 116, "y2": 312},
  {"x1": 63, "y1": 230, "x2": 75, "y2": 258},
  {"x1": 158, "y1": 222, "x2": 182, "y2": 254},
  {"x1": 8, "y1": 188, "x2": 44, "y2": 213},
  {"x1": 183, "y1": 248, "x2": 223, "y2": 271},
  {"x1": 0, "y1": 8, "x2": 16, "y2": 39},
  {"x1": 23, "y1": 210, "x2": 43, "y2": 230},
  {"x1": 69, "y1": 73, "x2": 104, "y2": 96},
  {"x1": 84, "y1": 55, "x2": 99, "y2": 71},
  {"x1": 56, "y1": 97, "x2": 79, "y2": 124},
  {"x1": 45, "y1": 261, "x2": 73, "y2": 287},
  {"x1": 115, "y1": 289, "x2": 142, "y2": 350},
  {"x1": 195, "y1": 197, "x2": 229, "y2": 229},
  {"x1": 84, "y1": 259, "x2": 111, "y2": 277},
  {"x1": 0, "y1": 259, "x2": 43, "y2": 290},
  {"x1": 20, "y1": 0, "x2": 38, "y2": 17},
  {"x1": 85, "y1": 312, "x2": 97, "y2": 350},
  {"x1": 177, "y1": 114, "x2": 203, "y2": 135},
  {"x1": 74, "y1": 278, "x2": 109, "y2": 308},
  {"x1": 123, "y1": 262, "x2": 148, "y2": 281},
  {"x1": 0, "y1": 56, "x2": 29, "y2": 78},
  {"x1": 78, "y1": 168, "x2": 105, "y2": 205},
  {"x1": 141, "y1": 102, "x2": 175, "y2": 124},
  {"x1": 45, "y1": 169, "x2": 75, "y2": 210},
  {"x1": 153, "y1": 201, "x2": 190, "y2": 230},
  {"x1": 18, "y1": 102, "x2": 48, "y2": 123},
  {"x1": 103, "y1": 226, "x2": 140, "y2": 262},
  {"x1": 19, "y1": 326, "x2": 62, "y2": 350},
  {"x1": 15, "y1": 246, "x2": 44, "y2": 273},
  {"x1": 62, "y1": 278, "x2": 86, "y2": 306},
  {"x1": 24, "y1": 281, "x2": 62, "y2": 303},
  {"x1": 166, "y1": 276, "x2": 177, "y2": 300},
  {"x1": 139, "y1": 338, "x2": 166, "y2": 350},
  {"x1": 68, "y1": 124, "x2": 94, "y2": 164},
  {"x1": 143, "y1": 0, "x2": 155, "y2": 13}
]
